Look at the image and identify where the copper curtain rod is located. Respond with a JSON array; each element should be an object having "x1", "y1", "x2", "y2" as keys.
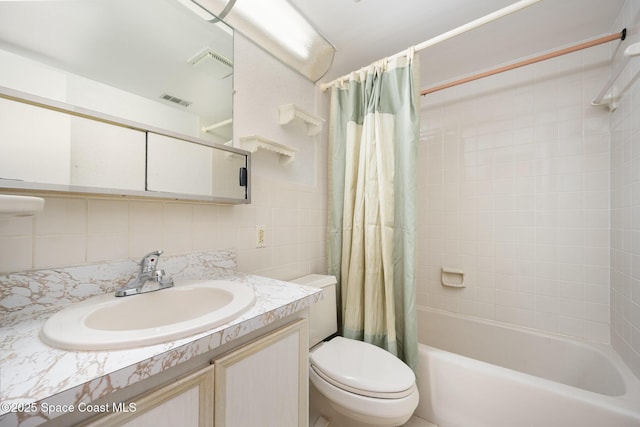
[{"x1": 421, "y1": 29, "x2": 627, "y2": 96}]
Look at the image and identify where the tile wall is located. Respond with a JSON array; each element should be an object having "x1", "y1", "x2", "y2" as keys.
[
  {"x1": 418, "y1": 35, "x2": 612, "y2": 342},
  {"x1": 0, "y1": 177, "x2": 326, "y2": 279},
  {"x1": 610, "y1": 0, "x2": 640, "y2": 378}
]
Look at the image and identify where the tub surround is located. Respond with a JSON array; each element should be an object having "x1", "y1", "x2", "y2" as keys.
[{"x1": 0, "y1": 250, "x2": 321, "y2": 425}]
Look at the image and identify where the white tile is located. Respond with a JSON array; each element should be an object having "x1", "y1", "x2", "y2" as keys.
[
  {"x1": 557, "y1": 228, "x2": 583, "y2": 246},
  {"x1": 0, "y1": 236, "x2": 32, "y2": 273},
  {"x1": 0, "y1": 215, "x2": 33, "y2": 236},
  {"x1": 35, "y1": 197, "x2": 86, "y2": 235},
  {"x1": 163, "y1": 203, "x2": 193, "y2": 233},
  {"x1": 129, "y1": 201, "x2": 164, "y2": 235},
  {"x1": 162, "y1": 232, "x2": 192, "y2": 254},
  {"x1": 583, "y1": 246, "x2": 609, "y2": 267},
  {"x1": 216, "y1": 226, "x2": 238, "y2": 251},
  {"x1": 557, "y1": 264, "x2": 583, "y2": 283},
  {"x1": 583, "y1": 228, "x2": 609, "y2": 247},
  {"x1": 557, "y1": 246, "x2": 583, "y2": 264},
  {"x1": 583, "y1": 171, "x2": 610, "y2": 191},
  {"x1": 585, "y1": 302, "x2": 609, "y2": 323},
  {"x1": 583, "y1": 320, "x2": 610, "y2": 343},
  {"x1": 34, "y1": 235, "x2": 85, "y2": 268},
  {"x1": 535, "y1": 312, "x2": 559, "y2": 333},
  {"x1": 233, "y1": 204, "x2": 256, "y2": 227},
  {"x1": 557, "y1": 280, "x2": 584, "y2": 299},
  {"x1": 87, "y1": 233, "x2": 128, "y2": 262},
  {"x1": 585, "y1": 284, "x2": 609, "y2": 304},
  {"x1": 193, "y1": 204, "x2": 218, "y2": 233},
  {"x1": 87, "y1": 199, "x2": 128, "y2": 233}
]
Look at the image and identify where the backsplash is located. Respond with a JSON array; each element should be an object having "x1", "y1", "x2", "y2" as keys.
[{"x1": 0, "y1": 249, "x2": 237, "y2": 323}]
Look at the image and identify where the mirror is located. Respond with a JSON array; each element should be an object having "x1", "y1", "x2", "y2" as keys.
[
  {"x1": 147, "y1": 132, "x2": 247, "y2": 200},
  {"x1": 0, "y1": 0, "x2": 247, "y2": 203}
]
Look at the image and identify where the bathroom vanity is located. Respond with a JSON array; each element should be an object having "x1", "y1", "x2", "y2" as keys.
[
  {"x1": 0, "y1": 250, "x2": 320, "y2": 426},
  {"x1": 84, "y1": 319, "x2": 307, "y2": 427}
]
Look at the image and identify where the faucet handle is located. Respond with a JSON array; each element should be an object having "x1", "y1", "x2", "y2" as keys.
[
  {"x1": 152, "y1": 268, "x2": 174, "y2": 288},
  {"x1": 150, "y1": 269, "x2": 165, "y2": 279},
  {"x1": 139, "y1": 250, "x2": 163, "y2": 273}
]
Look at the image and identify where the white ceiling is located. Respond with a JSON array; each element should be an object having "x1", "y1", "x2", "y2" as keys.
[
  {"x1": 0, "y1": 0, "x2": 234, "y2": 125},
  {"x1": 289, "y1": 0, "x2": 626, "y2": 87},
  {"x1": 0, "y1": 0, "x2": 626, "y2": 104}
]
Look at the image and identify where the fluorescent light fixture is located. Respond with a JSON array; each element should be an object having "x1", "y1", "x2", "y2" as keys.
[
  {"x1": 232, "y1": 0, "x2": 313, "y2": 60},
  {"x1": 175, "y1": 0, "x2": 216, "y2": 20},
  {"x1": 186, "y1": 0, "x2": 335, "y2": 82},
  {"x1": 175, "y1": 0, "x2": 233, "y2": 35}
]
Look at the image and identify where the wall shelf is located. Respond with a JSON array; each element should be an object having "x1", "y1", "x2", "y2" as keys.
[
  {"x1": 591, "y1": 41, "x2": 640, "y2": 111},
  {"x1": 240, "y1": 135, "x2": 297, "y2": 165},
  {"x1": 202, "y1": 118, "x2": 232, "y2": 134},
  {"x1": 278, "y1": 104, "x2": 324, "y2": 136}
]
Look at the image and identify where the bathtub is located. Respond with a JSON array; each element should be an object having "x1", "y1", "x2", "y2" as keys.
[{"x1": 414, "y1": 307, "x2": 640, "y2": 427}]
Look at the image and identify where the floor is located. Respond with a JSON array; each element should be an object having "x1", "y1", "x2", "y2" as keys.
[{"x1": 403, "y1": 416, "x2": 438, "y2": 427}]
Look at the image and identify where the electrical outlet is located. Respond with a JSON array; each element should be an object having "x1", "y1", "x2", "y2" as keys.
[{"x1": 256, "y1": 225, "x2": 266, "y2": 248}]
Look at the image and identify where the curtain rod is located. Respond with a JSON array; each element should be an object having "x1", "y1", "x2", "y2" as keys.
[
  {"x1": 422, "y1": 29, "x2": 627, "y2": 96},
  {"x1": 320, "y1": 0, "x2": 543, "y2": 92}
]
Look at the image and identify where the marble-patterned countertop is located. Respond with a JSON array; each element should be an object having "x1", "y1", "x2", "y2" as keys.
[{"x1": 0, "y1": 251, "x2": 321, "y2": 426}]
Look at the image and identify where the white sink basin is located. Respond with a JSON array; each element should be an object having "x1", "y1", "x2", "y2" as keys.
[
  {"x1": 40, "y1": 280, "x2": 256, "y2": 351},
  {"x1": 0, "y1": 195, "x2": 45, "y2": 218}
]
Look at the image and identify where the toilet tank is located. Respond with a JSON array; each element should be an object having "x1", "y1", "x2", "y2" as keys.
[{"x1": 290, "y1": 274, "x2": 338, "y2": 347}]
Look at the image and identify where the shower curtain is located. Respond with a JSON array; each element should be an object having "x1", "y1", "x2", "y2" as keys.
[{"x1": 327, "y1": 48, "x2": 420, "y2": 372}]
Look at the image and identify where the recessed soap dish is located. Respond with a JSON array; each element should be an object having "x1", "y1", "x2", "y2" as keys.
[{"x1": 0, "y1": 195, "x2": 45, "y2": 218}]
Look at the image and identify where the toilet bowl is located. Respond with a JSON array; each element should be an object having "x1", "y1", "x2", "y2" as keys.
[
  {"x1": 291, "y1": 275, "x2": 419, "y2": 427},
  {"x1": 310, "y1": 336, "x2": 419, "y2": 426}
]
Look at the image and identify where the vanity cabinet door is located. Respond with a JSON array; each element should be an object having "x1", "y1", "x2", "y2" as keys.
[
  {"x1": 214, "y1": 319, "x2": 308, "y2": 427},
  {"x1": 84, "y1": 365, "x2": 214, "y2": 427}
]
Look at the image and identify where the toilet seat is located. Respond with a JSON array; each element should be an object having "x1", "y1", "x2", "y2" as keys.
[
  {"x1": 309, "y1": 362, "x2": 419, "y2": 425},
  {"x1": 309, "y1": 336, "x2": 415, "y2": 399}
]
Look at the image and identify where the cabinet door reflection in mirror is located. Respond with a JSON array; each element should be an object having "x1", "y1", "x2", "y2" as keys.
[
  {"x1": 0, "y1": 99, "x2": 146, "y2": 192},
  {"x1": 147, "y1": 133, "x2": 247, "y2": 200}
]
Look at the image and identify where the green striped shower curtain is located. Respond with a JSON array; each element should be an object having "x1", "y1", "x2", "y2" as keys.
[{"x1": 327, "y1": 48, "x2": 420, "y2": 372}]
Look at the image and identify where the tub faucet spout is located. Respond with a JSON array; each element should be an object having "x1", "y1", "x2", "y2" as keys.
[{"x1": 115, "y1": 250, "x2": 174, "y2": 297}]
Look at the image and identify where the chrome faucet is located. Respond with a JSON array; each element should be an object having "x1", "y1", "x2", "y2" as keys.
[{"x1": 115, "y1": 250, "x2": 174, "y2": 297}]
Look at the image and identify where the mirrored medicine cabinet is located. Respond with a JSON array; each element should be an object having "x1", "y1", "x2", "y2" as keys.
[{"x1": 0, "y1": 0, "x2": 249, "y2": 203}]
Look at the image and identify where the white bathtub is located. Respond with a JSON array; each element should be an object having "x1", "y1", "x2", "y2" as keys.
[{"x1": 414, "y1": 307, "x2": 640, "y2": 427}]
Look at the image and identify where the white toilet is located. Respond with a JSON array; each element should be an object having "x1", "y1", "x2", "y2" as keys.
[{"x1": 291, "y1": 275, "x2": 419, "y2": 427}]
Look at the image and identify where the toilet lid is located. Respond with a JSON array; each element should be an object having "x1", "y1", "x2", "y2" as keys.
[{"x1": 310, "y1": 336, "x2": 415, "y2": 398}]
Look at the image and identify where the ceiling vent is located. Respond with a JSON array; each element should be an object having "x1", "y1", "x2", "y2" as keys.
[
  {"x1": 188, "y1": 47, "x2": 233, "y2": 79},
  {"x1": 159, "y1": 93, "x2": 192, "y2": 107}
]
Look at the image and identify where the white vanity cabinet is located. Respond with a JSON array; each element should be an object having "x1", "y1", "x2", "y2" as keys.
[
  {"x1": 84, "y1": 365, "x2": 215, "y2": 427},
  {"x1": 214, "y1": 318, "x2": 308, "y2": 427},
  {"x1": 83, "y1": 318, "x2": 308, "y2": 427}
]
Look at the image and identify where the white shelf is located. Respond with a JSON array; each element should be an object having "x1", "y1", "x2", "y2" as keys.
[
  {"x1": 278, "y1": 104, "x2": 324, "y2": 136},
  {"x1": 0, "y1": 195, "x2": 45, "y2": 218},
  {"x1": 240, "y1": 135, "x2": 297, "y2": 165},
  {"x1": 591, "y1": 41, "x2": 640, "y2": 111},
  {"x1": 202, "y1": 118, "x2": 232, "y2": 134}
]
